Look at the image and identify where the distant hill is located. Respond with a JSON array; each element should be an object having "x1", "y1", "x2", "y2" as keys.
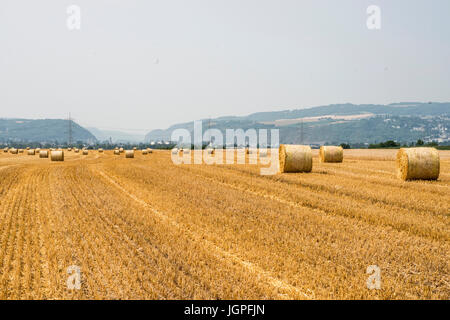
[
  {"x1": 145, "y1": 102, "x2": 450, "y2": 145},
  {"x1": 0, "y1": 118, "x2": 97, "y2": 143},
  {"x1": 239, "y1": 102, "x2": 449, "y2": 122},
  {"x1": 87, "y1": 127, "x2": 144, "y2": 143}
]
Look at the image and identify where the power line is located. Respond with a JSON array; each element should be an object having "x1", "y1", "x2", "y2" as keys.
[
  {"x1": 68, "y1": 113, "x2": 73, "y2": 146},
  {"x1": 208, "y1": 117, "x2": 211, "y2": 144}
]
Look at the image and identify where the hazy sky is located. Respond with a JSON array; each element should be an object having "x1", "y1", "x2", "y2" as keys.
[{"x1": 1, "y1": 0, "x2": 449, "y2": 134}]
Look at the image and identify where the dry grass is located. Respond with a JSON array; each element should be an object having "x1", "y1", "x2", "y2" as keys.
[{"x1": 0, "y1": 149, "x2": 448, "y2": 299}]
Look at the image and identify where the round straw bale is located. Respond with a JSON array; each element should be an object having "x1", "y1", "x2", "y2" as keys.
[
  {"x1": 74, "y1": 148, "x2": 79, "y2": 153},
  {"x1": 18, "y1": 149, "x2": 24, "y2": 153},
  {"x1": 82, "y1": 150, "x2": 88, "y2": 155},
  {"x1": 279, "y1": 144, "x2": 313, "y2": 173},
  {"x1": 319, "y1": 146, "x2": 343, "y2": 163},
  {"x1": 114, "y1": 150, "x2": 120, "y2": 155},
  {"x1": 133, "y1": 147, "x2": 137, "y2": 151},
  {"x1": 119, "y1": 148, "x2": 124, "y2": 153},
  {"x1": 39, "y1": 150, "x2": 49, "y2": 158},
  {"x1": 396, "y1": 147, "x2": 440, "y2": 181},
  {"x1": 10, "y1": 148, "x2": 18, "y2": 154},
  {"x1": 26, "y1": 147, "x2": 30, "y2": 150},
  {"x1": 147, "y1": 148, "x2": 153, "y2": 153},
  {"x1": 50, "y1": 150, "x2": 64, "y2": 161},
  {"x1": 125, "y1": 150, "x2": 135, "y2": 158},
  {"x1": 3, "y1": 148, "x2": 8, "y2": 153},
  {"x1": 35, "y1": 148, "x2": 41, "y2": 153},
  {"x1": 28, "y1": 149, "x2": 35, "y2": 155},
  {"x1": 142, "y1": 150, "x2": 148, "y2": 155},
  {"x1": 68, "y1": 148, "x2": 72, "y2": 151},
  {"x1": 98, "y1": 148, "x2": 103, "y2": 153}
]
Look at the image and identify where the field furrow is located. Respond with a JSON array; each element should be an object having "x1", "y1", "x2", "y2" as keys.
[
  {"x1": 0, "y1": 149, "x2": 448, "y2": 299},
  {"x1": 94, "y1": 155, "x2": 449, "y2": 299}
]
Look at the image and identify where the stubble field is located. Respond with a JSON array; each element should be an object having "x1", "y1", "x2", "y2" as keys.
[{"x1": 0, "y1": 149, "x2": 448, "y2": 299}]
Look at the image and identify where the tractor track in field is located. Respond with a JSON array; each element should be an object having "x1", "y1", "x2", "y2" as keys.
[
  {"x1": 0, "y1": 150, "x2": 448, "y2": 299},
  {"x1": 173, "y1": 164, "x2": 449, "y2": 242},
  {"x1": 70, "y1": 166, "x2": 216, "y2": 299},
  {"x1": 95, "y1": 168, "x2": 314, "y2": 300},
  {"x1": 0, "y1": 168, "x2": 35, "y2": 298},
  {"x1": 211, "y1": 162, "x2": 450, "y2": 202},
  {"x1": 99, "y1": 159, "x2": 449, "y2": 299},
  {"x1": 49, "y1": 165, "x2": 168, "y2": 299},
  {"x1": 83, "y1": 169, "x2": 222, "y2": 299}
]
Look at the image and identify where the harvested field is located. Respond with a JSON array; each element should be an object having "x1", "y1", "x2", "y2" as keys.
[{"x1": 0, "y1": 149, "x2": 448, "y2": 299}]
